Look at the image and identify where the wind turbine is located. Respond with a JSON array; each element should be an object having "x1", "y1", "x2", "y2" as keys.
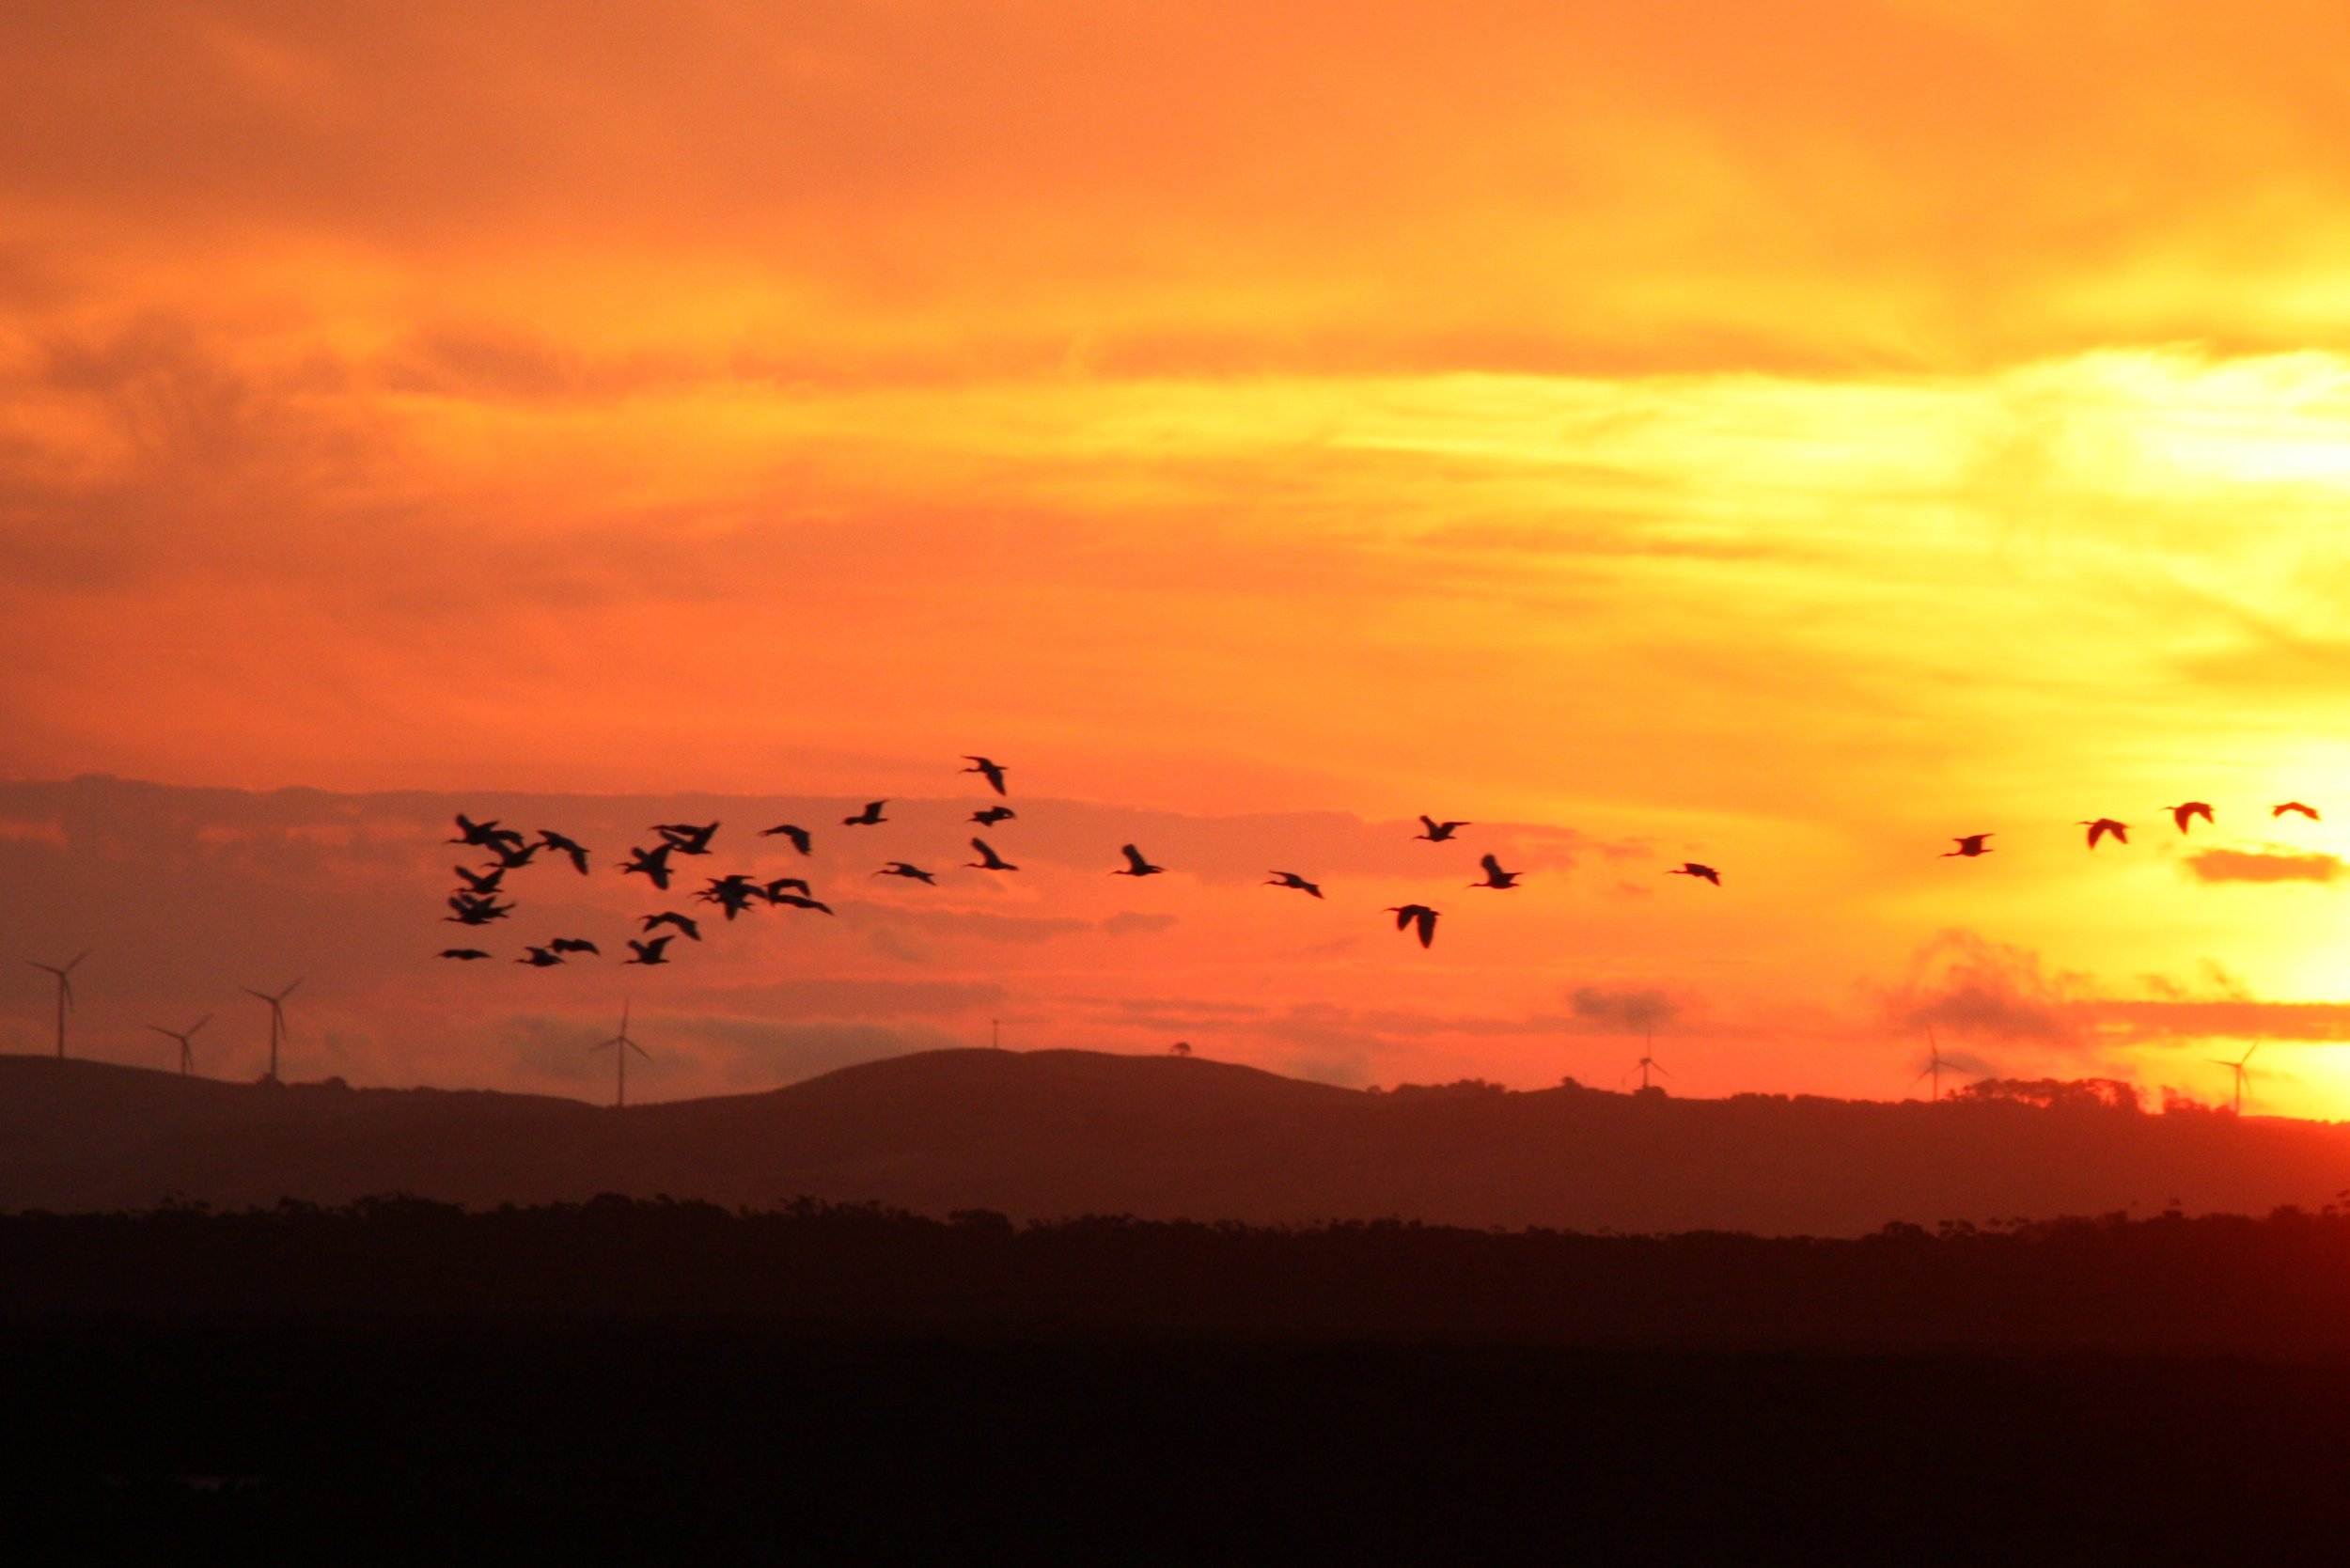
[
  {"x1": 1626, "y1": 1031, "x2": 1671, "y2": 1093},
  {"x1": 2210, "y1": 1042, "x2": 2260, "y2": 1115},
  {"x1": 25, "y1": 949, "x2": 89, "y2": 1059},
  {"x1": 148, "y1": 1014, "x2": 212, "y2": 1077},
  {"x1": 1912, "y1": 1026, "x2": 1948, "y2": 1102},
  {"x1": 243, "y1": 979, "x2": 302, "y2": 1084},
  {"x1": 591, "y1": 1002, "x2": 651, "y2": 1109}
]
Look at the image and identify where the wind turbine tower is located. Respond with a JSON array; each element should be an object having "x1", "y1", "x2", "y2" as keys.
[
  {"x1": 243, "y1": 979, "x2": 303, "y2": 1084},
  {"x1": 2210, "y1": 1042, "x2": 2260, "y2": 1115},
  {"x1": 1628, "y1": 1030, "x2": 1671, "y2": 1093},
  {"x1": 26, "y1": 949, "x2": 89, "y2": 1059},
  {"x1": 149, "y1": 1014, "x2": 212, "y2": 1077},
  {"x1": 591, "y1": 1002, "x2": 652, "y2": 1109},
  {"x1": 1913, "y1": 1026, "x2": 1948, "y2": 1102}
]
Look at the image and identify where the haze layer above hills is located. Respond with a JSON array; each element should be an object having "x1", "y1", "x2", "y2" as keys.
[{"x1": 7, "y1": 1047, "x2": 2349, "y2": 1234}]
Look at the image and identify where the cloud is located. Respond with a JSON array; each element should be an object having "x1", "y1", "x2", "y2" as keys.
[
  {"x1": 1877, "y1": 930, "x2": 2082, "y2": 1045},
  {"x1": 697, "y1": 979, "x2": 1003, "y2": 1020},
  {"x1": 861, "y1": 905, "x2": 1178, "y2": 945},
  {"x1": 2184, "y1": 848, "x2": 2344, "y2": 885},
  {"x1": 1566, "y1": 985, "x2": 1679, "y2": 1033},
  {"x1": 16, "y1": 1, "x2": 2350, "y2": 374},
  {"x1": 2088, "y1": 1000, "x2": 2350, "y2": 1044}
]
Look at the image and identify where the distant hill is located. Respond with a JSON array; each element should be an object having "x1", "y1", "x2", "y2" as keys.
[{"x1": 5, "y1": 1048, "x2": 2350, "y2": 1233}]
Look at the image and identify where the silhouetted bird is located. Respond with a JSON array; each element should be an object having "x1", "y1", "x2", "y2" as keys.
[
  {"x1": 618, "y1": 842, "x2": 677, "y2": 891},
  {"x1": 2275, "y1": 801, "x2": 2322, "y2": 821},
  {"x1": 843, "y1": 801, "x2": 888, "y2": 826},
  {"x1": 967, "y1": 838, "x2": 1018, "y2": 871},
  {"x1": 963, "y1": 756, "x2": 1009, "y2": 795},
  {"x1": 1472, "y1": 854, "x2": 1521, "y2": 889},
  {"x1": 762, "y1": 877, "x2": 814, "y2": 901},
  {"x1": 549, "y1": 938, "x2": 601, "y2": 955},
  {"x1": 624, "y1": 936, "x2": 673, "y2": 966},
  {"x1": 1668, "y1": 863, "x2": 1721, "y2": 886},
  {"x1": 1386, "y1": 904, "x2": 1440, "y2": 948},
  {"x1": 446, "y1": 894, "x2": 512, "y2": 926},
  {"x1": 438, "y1": 949, "x2": 493, "y2": 961},
  {"x1": 1265, "y1": 871, "x2": 1323, "y2": 898},
  {"x1": 1415, "y1": 816, "x2": 1468, "y2": 842},
  {"x1": 1114, "y1": 844, "x2": 1164, "y2": 877},
  {"x1": 516, "y1": 946, "x2": 564, "y2": 967},
  {"x1": 491, "y1": 839, "x2": 541, "y2": 870},
  {"x1": 654, "y1": 822, "x2": 720, "y2": 855},
  {"x1": 1943, "y1": 835, "x2": 1995, "y2": 858},
  {"x1": 539, "y1": 830, "x2": 592, "y2": 874},
  {"x1": 640, "y1": 911, "x2": 702, "y2": 941},
  {"x1": 450, "y1": 814, "x2": 525, "y2": 853},
  {"x1": 876, "y1": 862, "x2": 937, "y2": 884},
  {"x1": 760, "y1": 823, "x2": 814, "y2": 855},
  {"x1": 971, "y1": 806, "x2": 1017, "y2": 827},
  {"x1": 453, "y1": 865, "x2": 506, "y2": 895},
  {"x1": 2078, "y1": 818, "x2": 2129, "y2": 848},
  {"x1": 2165, "y1": 803, "x2": 2215, "y2": 835},
  {"x1": 696, "y1": 873, "x2": 766, "y2": 919},
  {"x1": 770, "y1": 893, "x2": 835, "y2": 914}
]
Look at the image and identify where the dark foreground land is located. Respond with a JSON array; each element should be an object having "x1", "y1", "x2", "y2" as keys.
[
  {"x1": 15, "y1": 1203, "x2": 2350, "y2": 1560},
  {"x1": 14, "y1": 1323, "x2": 2350, "y2": 1565}
]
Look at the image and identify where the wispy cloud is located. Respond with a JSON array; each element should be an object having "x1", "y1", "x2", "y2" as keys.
[{"x1": 2184, "y1": 848, "x2": 2344, "y2": 885}]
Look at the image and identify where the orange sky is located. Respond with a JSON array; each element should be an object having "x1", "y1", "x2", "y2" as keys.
[{"x1": 8, "y1": 2, "x2": 2350, "y2": 1111}]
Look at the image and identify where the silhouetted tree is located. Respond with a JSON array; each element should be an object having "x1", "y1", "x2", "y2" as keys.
[{"x1": 1956, "y1": 1076, "x2": 2141, "y2": 1112}]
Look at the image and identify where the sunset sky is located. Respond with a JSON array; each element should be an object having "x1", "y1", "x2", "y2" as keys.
[{"x1": 8, "y1": 2, "x2": 2350, "y2": 1112}]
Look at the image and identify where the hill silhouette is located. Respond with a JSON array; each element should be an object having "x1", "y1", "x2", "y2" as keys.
[{"x1": 8, "y1": 1047, "x2": 2350, "y2": 1231}]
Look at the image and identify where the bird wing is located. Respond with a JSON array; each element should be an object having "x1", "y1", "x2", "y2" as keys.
[
  {"x1": 1480, "y1": 853, "x2": 1502, "y2": 876},
  {"x1": 1120, "y1": 844, "x2": 1147, "y2": 872}
]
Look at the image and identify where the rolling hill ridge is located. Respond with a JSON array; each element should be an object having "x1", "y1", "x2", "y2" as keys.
[{"x1": 5, "y1": 1047, "x2": 2348, "y2": 1233}]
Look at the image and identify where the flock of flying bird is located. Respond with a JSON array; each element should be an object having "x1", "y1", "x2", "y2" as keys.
[
  {"x1": 433, "y1": 755, "x2": 1678, "y2": 968},
  {"x1": 438, "y1": 759, "x2": 2326, "y2": 975},
  {"x1": 22, "y1": 767, "x2": 2324, "y2": 1089},
  {"x1": 1938, "y1": 798, "x2": 2324, "y2": 857}
]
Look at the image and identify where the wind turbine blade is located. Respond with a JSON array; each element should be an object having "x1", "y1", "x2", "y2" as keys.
[
  {"x1": 189, "y1": 1014, "x2": 212, "y2": 1036},
  {"x1": 243, "y1": 988, "x2": 271, "y2": 1002},
  {"x1": 2243, "y1": 1043, "x2": 2261, "y2": 1067},
  {"x1": 64, "y1": 949, "x2": 88, "y2": 973},
  {"x1": 282, "y1": 978, "x2": 304, "y2": 1000},
  {"x1": 59, "y1": 974, "x2": 72, "y2": 1010},
  {"x1": 147, "y1": 1025, "x2": 177, "y2": 1040},
  {"x1": 627, "y1": 1041, "x2": 652, "y2": 1061},
  {"x1": 1910, "y1": 1068, "x2": 1934, "y2": 1086}
]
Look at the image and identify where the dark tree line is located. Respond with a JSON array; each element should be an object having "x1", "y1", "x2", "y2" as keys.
[{"x1": 8, "y1": 1195, "x2": 2350, "y2": 1352}]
